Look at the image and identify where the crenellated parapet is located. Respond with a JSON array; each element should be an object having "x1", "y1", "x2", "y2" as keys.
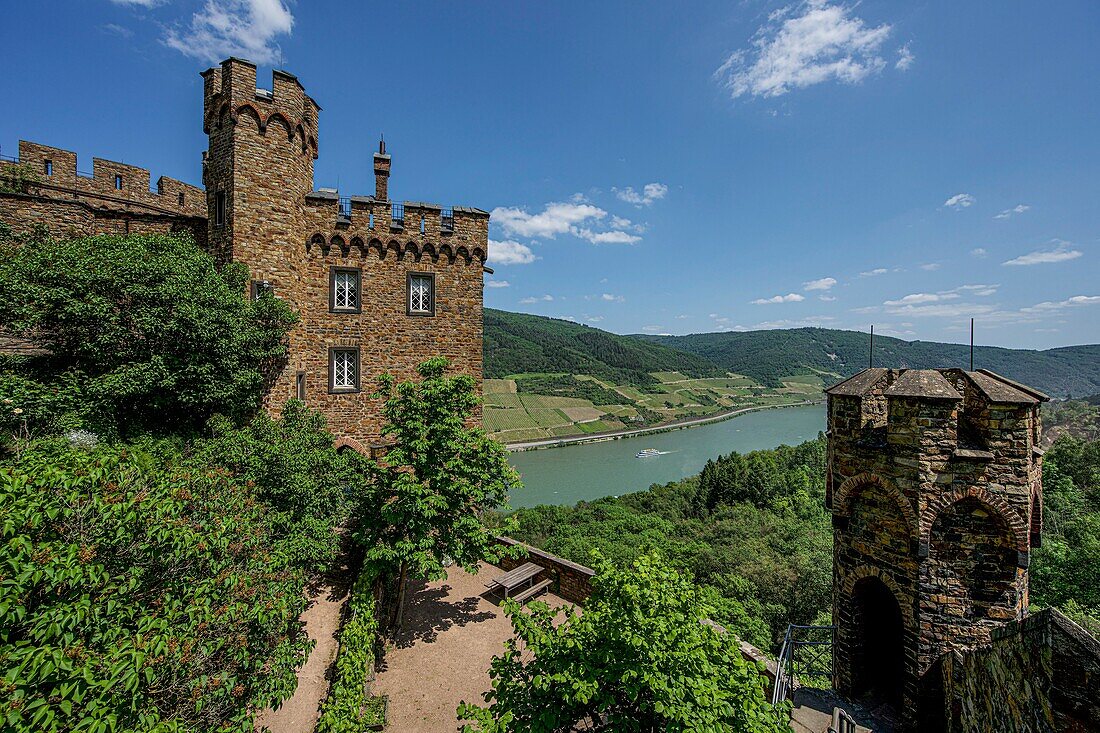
[
  {"x1": 4, "y1": 140, "x2": 205, "y2": 218},
  {"x1": 202, "y1": 58, "x2": 319, "y2": 160}
]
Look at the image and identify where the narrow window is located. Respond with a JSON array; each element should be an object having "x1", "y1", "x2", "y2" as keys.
[
  {"x1": 330, "y1": 267, "x2": 361, "y2": 313},
  {"x1": 214, "y1": 191, "x2": 226, "y2": 227},
  {"x1": 296, "y1": 372, "x2": 306, "y2": 401},
  {"x1": 369, "y1": 212, "x2": 375, "y2": 230},
  {"x1": 178, "y1": 192, "x2": 185, "y2": 207},
  {"x1": 420, "y1": 216, "x2": 426, "y2": 235},
  {"x1": 114, "y1": 174, "x2": 123, "y2": 190},
  {"x1": 408, "y1": 273, "x2": 435, "y2": 316},
  {"x1": 329, "y1": 348, "x2": 360, "y2": 392},
  {"x1": 44, "y1": 161, "x2": 53, "y2": 177}
]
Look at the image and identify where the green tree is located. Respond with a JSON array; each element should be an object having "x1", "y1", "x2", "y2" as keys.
[
  {"x1": 457, "y1": 552, "x2": 789, "y2": 733},
  {"x1": 357, "y1": 356, "x2": 521, "y2": 626},
  {"x1": 0, "y1": 232, "x2": 296, "y2": 439},
  {"x1": 0, "y1": 440, "x2": 311, "y2": 732}
]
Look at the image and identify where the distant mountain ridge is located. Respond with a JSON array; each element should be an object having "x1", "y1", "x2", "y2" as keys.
[
  {"x1": 482, "y1": 309, "x2": 1100, "y2": 398},
  {"x1": 637, "y1": 328, "x2": 1100, "y2": 398}
]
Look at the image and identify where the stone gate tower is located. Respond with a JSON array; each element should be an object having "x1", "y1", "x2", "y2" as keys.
[{"x1": 825, "y1": 368, "x2": 1047, "y2": 729}]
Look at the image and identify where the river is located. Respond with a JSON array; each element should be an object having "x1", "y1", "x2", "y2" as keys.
[{"x1": 506, "y1": 404, "x2": 826, "y2": 508}]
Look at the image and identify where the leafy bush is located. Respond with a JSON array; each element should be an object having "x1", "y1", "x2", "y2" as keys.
[
  {"x1": 0, "y1": 232, "x2": 297, "y2": 439},
  {"x1": 0, "y1": 442, "x2": 312, "y2": 732},
  {"x1": 316, "y1": 564, "x2": 385, "y2": 733},
  {"x1": 457, "y1": 552, "x2": 789, "y2": 732},
  {"x1": 186, "y1": 401, "x2": 366, "y2": 574}
]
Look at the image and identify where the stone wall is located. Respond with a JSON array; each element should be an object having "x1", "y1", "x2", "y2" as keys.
[{"x1": 493, "y1": 536, "x2": 594, "y2": 605}]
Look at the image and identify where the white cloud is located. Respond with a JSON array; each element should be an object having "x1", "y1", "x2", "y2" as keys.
[
  {"x1": 754, "y1": 315, "x2": 837, "y2": 329},
  {"x1": 970, "y1": 248, "x2": 988, "y2": 257},
  {"x1": 574, "y1": 228, "x2": 642, "y2": 245},
  {"x1": 164, "y1": 0, "x2": 294, "y2": 66},
  {"x1": 859, "y1": 268, "x2": 888, "y2": 277},
  {"x1": 715, "y1": 0, "x2": 893, "y2": 99},
  {"x1": 883, "y1": 292, "x2": 958, "y2": 306},
  {"x1": 943, "y1": 193, "x2": 975, "y2": 209},
  {"x1": 884, "y1": 302, "x2": 999, "y2": 319},
  {"x1": 613, "y1": 183, "x2": 668, "y2": 207},
  {"x1": 895, "y1": 43, "x2": 915, "y2": 70},
  {"x1": 111, "y1": 0, "x2": 163, "y2": 6},
  {"x1": 1003, "y1": 241, "x2": 1083, "y2": 266},
  {"x1": 487, "y1": 239, "x2": 537, "y2": 266},
  {"x1": 486, "y1": 280, "x2": 511, "y2": 288},
  {"x1": 102, "y1": 23, "x2": 134, "y2": 38},
  {"x1": 641, "y1": 325, "x2": 669, "y2": 334},
  {"x1": 994, "y1": 204, "x2": 1030, "y2": 220},
  {"x1": 601, "y1": 293, "x2": 625, "y2": 302},
  {"x1": 1019, "y1": 295, "x2": 1100, "y2": 314},
  {"x1": 881, "y1": 284, "x2": 998, "y2": 308},
  {"x1": 920, "y1": 263, "x2": 941, "y2": 271},
  {"x1": 752, "y1": 293, "x2": 806, "y2": 304},
  {"x1": 819, "y1": 295, "x2": 837, "y2": 302},
  {"x1": 587, "y1": 316, "x2": 604, "y2": 323},
  {"x1": 803, "y1": 276, "x2": 837, "y2": 291},
  {"x1": 610, "y1": 215, "x2": 633, "y2": 229},
  {"x1": 492, "y1": 202, "x2": 606, "y2": 239},
  {"x1": 519, "y1": 294, "x2": 555, "y2": 305}
]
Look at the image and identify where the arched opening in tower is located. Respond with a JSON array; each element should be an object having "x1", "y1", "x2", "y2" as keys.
[{"x1": 851, "y1": 576, "x2": 905, "y2": 709}]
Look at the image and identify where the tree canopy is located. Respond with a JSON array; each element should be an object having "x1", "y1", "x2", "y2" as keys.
[
  {"x1": 458, "y1": 552, "x2": 790, "y2": 733},
  {"x1": 0, "y1": 230, "x2": 296, "y2": 439}
]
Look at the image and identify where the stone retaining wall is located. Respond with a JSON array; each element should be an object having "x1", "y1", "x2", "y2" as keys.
[{"x1": 493, "y1": 536, "x2": 594, "y2": 604}]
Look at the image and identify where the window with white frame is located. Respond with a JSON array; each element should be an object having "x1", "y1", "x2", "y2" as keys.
[
  {"x1": 330, "y1": 268, "x2": 360, "y2": 312},
  {"x1": 329, "y1": 348, "x2": 359, "y2": 392},
  {"x1": 408, "y1": 273, "x2": 434, "y2": 315}
]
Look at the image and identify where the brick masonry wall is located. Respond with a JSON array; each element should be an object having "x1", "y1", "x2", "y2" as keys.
[{"x1": 828, "y1": 369, "x2": 1045, "y2": 731}]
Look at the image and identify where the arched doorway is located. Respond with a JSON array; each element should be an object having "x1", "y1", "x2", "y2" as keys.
[{"x1": 851, "y1": 576, "x2": 905, "y2": 708}]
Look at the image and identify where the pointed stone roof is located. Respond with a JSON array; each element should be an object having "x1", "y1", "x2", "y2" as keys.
[
  {"x1": 884, "y1": 369, "x2": 962, "y2": 400},
  {"x1": 824, "y1": 368, "x2": 888, "y2": 397},
  {"x1": 967, "y1": 370, "x2": 1047, "y2": 404}
]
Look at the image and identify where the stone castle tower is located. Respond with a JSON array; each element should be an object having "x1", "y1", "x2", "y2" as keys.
[
  {"x1": 825, "y1": 367, "x2": 1047, "y2": 729},
  {"x1": 201, "y1": 58, "x2": 489, "y2": 449}
]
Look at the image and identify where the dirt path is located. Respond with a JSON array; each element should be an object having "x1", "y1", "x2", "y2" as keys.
[{"x1": 255, "y1": 576, "x2": 352, "y2": 733}]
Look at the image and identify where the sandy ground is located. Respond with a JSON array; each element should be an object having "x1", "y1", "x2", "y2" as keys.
[
  {"x1": 372, "y1": 562, "x2": 572, "y2": 733},
  {"x1": 255, "y1": 582, "x2": 350, "y2": 733}
]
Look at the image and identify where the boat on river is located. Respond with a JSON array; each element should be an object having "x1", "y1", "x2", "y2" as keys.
[{"x1": 635, "y1": 448, "x2": 661, "y2": 458}]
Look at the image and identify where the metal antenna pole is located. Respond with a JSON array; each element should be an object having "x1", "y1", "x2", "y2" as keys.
[
  {"x1": 970, "y1": 318, "x2": 974, "y2": 371},
  {"x1": 869, "y1": 325, "x2": 874, "y2": 368}
]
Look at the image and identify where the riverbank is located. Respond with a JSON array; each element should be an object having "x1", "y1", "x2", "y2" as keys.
[{"x1": 505, "y1": 398, "x2": 823, "y2": 452}]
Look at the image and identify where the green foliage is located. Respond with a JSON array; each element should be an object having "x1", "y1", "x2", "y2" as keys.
[
  {"x1": 0, "y1": 442, "x2": 311, "y2": 732},
  {"x1": 457, "y1": 552, "x2": 790, "y2": 733},
  {"x1": 507, "y1": 436, "x2": 832, "y2": 648},
  {"x1": 484, "y1": 309, "x2": 720, "y2": 387},
  {"x1": 514, "y1": 374, "x2": 625, "y2": 406},
  {"x1": 1043, "y1": 397, "x2": 1100, "y2": 443},
  {"x1": 185, "y1": 401, "x2": 367, "y2": 574},
  {"x1": 1032, "y1": 436, "x2": 1100, "y2": 625},
  {"x1": 639, "y1": 327, "x2": 1100, "y2": 396},
  {"x1": 0, "y1": 232, "x2": 297, "y2": 439},
  {"x1": 0, "y1": 162, "x2": 40, "y2": 194},
  {"x1": 316, "y1": 565, "x2": 385, "y2": 733},
  {"x1": 357, "y1": 357, "x2": 523, "y2": 585}
]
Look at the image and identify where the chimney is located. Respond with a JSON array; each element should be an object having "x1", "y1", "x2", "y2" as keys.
[{"x1": 373, "y1": 136, "x2": 390, "y2": 201}]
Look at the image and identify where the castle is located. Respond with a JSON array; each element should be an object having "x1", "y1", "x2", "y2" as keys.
[{"x1": 0, "y1": 57, "x2": 489, "y2": 450}]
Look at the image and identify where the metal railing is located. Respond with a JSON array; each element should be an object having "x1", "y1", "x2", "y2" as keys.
[
  {"x1": 830, "y1": 708, "x2": 858, "y2": 733},
  {"x1": 772, "y1": 624, "x2": 836, "y2": 705},
  {"x1": 391, "y1": 203, "x2": 404, "y2": 227},
  {"x1": 440, "y1": 207, "x2": 454, "y2": 232},
  {"x1": 338, "y1": 197, "x2": 351, "y2": 219},
  {"x1": 0, "y1": 151, "x2": 17, "y2": 163}
]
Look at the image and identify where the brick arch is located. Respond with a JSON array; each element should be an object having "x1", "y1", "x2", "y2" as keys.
[
  {"x1": 350, "y1": 236, "x2": 365, "y2": 254},
  {"x1": 232, "y1": 103, "x2": 264, "y2": 130},
  {"x1": 367, "y1": 238, "x2": 384, "y2": 259},
  {"x1": 265, "y1": 112, "x2": 294, "y2": 140},
  {"x1": 439, "y1": 243, "x2": 455, "y2": 263},
  {"x1": 306, "y1": 233, "x2": 325, "y2": 252},
  {"x1": 456, "y1": 245, "x2": 472, "y2": 264},
  {"x1": 472, "y1": 246, "x2": 486, "y2": 263},
  {"x1": 834, "y1": 472, "x2": 918, "y2": 543},
  {"x1": 841, "y1": 565, "x2": 915, "y2": 627},
  {"x1": 921, "y1": 486, "x2": 1030, "y2": 555},
  {"x1": 333, "y1": 436, "x2": 369, "y2": 455},
  {"x1": 385, "y1": 240, "x2": 403, "y2": 260}
]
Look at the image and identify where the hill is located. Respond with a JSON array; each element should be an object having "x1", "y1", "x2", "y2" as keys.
[
  {"x1": 635, "y1": 328, "x2": 1100, "y2": 398},
  {"x1": 484, "y1": 308, "x2": 720, "y2": 387}
]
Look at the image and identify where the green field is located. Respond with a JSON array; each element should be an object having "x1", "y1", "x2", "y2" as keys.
[{"x1": 483, "y1": 370, "x2": 824, "y2": 443}]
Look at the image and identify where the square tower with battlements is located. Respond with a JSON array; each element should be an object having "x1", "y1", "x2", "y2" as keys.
[
  {"x1": 201, "y1": 58, "x2": 489, "y2": 450},
  {"x1": 825, "y1": 367, "x2": 1047, "y2": 730}
]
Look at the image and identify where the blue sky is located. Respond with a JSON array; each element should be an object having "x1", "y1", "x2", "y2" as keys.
[{"x1": 2, "y1": 1, "x2": 1098, "y2": 349}]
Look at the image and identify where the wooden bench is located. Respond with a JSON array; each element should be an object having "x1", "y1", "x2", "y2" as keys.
[{"x1": 510, "y1": 577, "x2": 553, "y2": 604}]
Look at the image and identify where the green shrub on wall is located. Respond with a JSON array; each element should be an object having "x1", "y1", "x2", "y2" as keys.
[{"x1": 316, "y1": 564, "x2": 386, "y2": 732}]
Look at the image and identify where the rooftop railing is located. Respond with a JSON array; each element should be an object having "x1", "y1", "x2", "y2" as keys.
[{"x1": 391, "y1": 203, "x2": 404, "y2": 228}]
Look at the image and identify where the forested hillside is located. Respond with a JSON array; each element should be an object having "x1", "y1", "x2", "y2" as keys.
[
  {"x1": 638, "y1": 328, "x2": 1100, "y2": 397},
  {"x1": 484, "y1": 308, "x2": 720, "y2": 387}
]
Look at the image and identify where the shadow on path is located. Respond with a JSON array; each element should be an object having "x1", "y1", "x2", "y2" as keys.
[{"x1": 393, "y1": 579, "x2": 497, "y2": 649}]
